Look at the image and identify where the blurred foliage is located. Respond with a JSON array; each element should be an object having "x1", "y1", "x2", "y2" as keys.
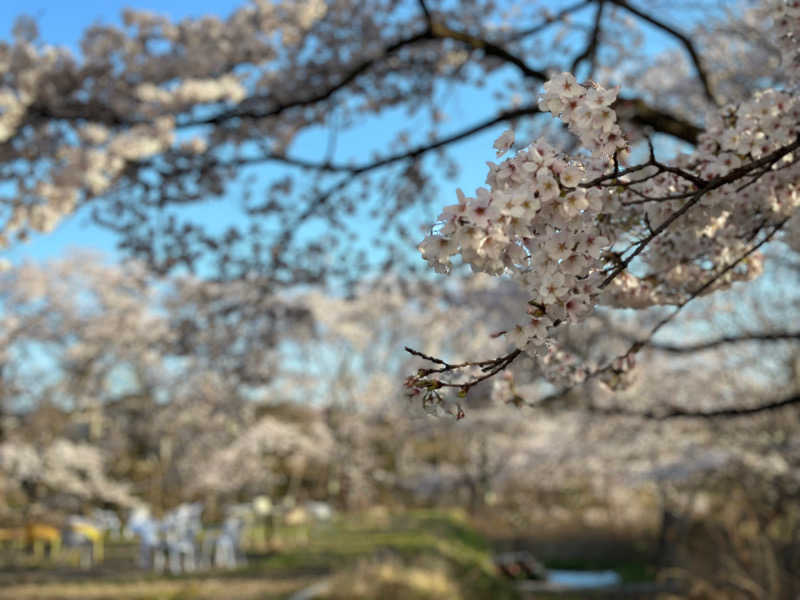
[{"x1": 260, "y1": 510, "x2": 519, "y2": 600}]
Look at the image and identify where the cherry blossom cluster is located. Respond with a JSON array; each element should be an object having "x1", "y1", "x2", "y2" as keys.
[
  {"x1": 420, "y1": 47, "x2": 800, "y2": 392},
  {"x1": 0, "y1": 438, "x2": 133, "y2": 506},
  {"x1": 538, "y1": 72, "x2": 629, "y2": 160},
  {"x1": 603, "y1": 86, "x2": 800, "y2": 309},
  {"x1": 419, "y1": 75, "x2": 626, "y2": 369},
  {"x1": 193, "y1": 415, "x2": 334, "y2": 496}
]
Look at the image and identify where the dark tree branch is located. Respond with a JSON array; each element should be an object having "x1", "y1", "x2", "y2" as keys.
[
  {"x1": 185, "y1": 30, "x2": 435, "y2": 127},
  {"x1": 153, "y1": 103, "x2": 545, "y2": 190},
  {"x1": 175, "y1": 96, "x2": 699, "y2": 183},
  {"x1": 417, "y1": 0, "x2": 432, "y2": 24},
  {"x1": 183, "y1": 15, "x2": 550, "y2": 130},
  {"x1": 506, "y1": 1, "x2": 594, "y2": 42},
  {"x1": 609, "y1": 0, "x2": 717, "y2": 105},
  {"x1": 651, "y1": 332, "x2": 800, "y2": 353},
  {"x1": 570, "y1": 0, "x2": 605, "y2": 75},
  {"x1": 592, "y1": 393, "x2": 800, "y2": 420},
  {"x1": 429, "y1": 22, "x2": 548, "y2": 81},
  {"x1": 351, "y1": 105, "x2": 540, "y2": 174},
  {"x1": 614, "y1": 98, "x2": 703, "y2": 145},
  {"x1": 22, "y1": 31, "x2": 434, "y2": 132}
]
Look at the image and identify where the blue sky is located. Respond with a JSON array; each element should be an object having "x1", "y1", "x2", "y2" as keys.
[{"x1": 0, "y1": 1, "x2": 238, "y2": 47}]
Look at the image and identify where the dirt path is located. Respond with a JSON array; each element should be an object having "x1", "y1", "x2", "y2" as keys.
[{"x1": 0, "y1": 576, "x2": 314, "y2": 600}]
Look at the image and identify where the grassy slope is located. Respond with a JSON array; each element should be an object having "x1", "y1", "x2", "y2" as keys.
[{"x1": 258, "y1": 509, "x2": 521, "y2": 600}]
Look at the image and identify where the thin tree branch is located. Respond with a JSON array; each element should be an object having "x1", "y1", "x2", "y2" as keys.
[
  {"x1": 405, "y1": 346, "x2": 523, "y2": 392},
  {"x1": 652, "y1": 332, "x2": 800, "y2": 353},
  {"x1": 592, "y1": 393, "x2": 800, "y2": 420},
  {"x1": 606, "y1": 218, "x2": 789, "y2": 367},
  {"x1": 181, "y1": 29, "x2": 434, "y2": 127},
  {"x1": 187, "y1": 16, "x2": 550, "y2": 131},
  {"x1": 429, "y1": 22, "x2": 548, "y2": 80},
  {"x1": 161, "y1": 103, "x2": 545, "y2": 187},
  {"x1": 350, "y1": 105, "x2": 541, "y2": 174},
  {"x1": 183, "y1": 95, "x2": 699, "y2": 181},
  {"x1": 242, "y1": 102, "x2": 543, "y2": 222},
  {"x1": 609, "y1": 0, "x2": 717, "y2": 105},
  {"x1": 506, "y1": 1, "x2": 594, "y2": 42},
  {"x1": 570, "y1": 0, "x2": 606, "y2": 75}
]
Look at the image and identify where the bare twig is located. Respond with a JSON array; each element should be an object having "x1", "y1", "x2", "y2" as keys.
[{"x1": 405, "y1": 346, "x2": 523, "y2": 392}]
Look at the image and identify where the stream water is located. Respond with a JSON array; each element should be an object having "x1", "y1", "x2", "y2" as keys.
[{"x1": 547, "y1": 569, "x2": 622, "y2": 588}]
